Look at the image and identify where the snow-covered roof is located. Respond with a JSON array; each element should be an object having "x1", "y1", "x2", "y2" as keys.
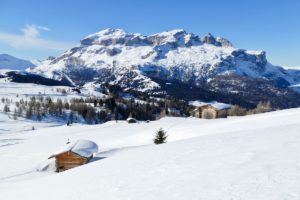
[
  {"x1": 49, "y1": 139, "x2": 98, "y2": 159},
  {"x1": 190, "y1": 101, "x2": 231, "y2": 110},
  {"x1": 126, "y1": 117, "x2": 137, "y2": 121}
]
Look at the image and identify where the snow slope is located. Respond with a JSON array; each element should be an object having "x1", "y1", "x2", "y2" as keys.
[
  {"x1": 0, "y1": 78, "x2": 105, "y2": 106},
  {"x1": 1, "y1": 108, "x2": 300, "y2": 199},
  {"x1": 0, "y1": 54, "x2": 35, "y2": 70},
  {"x1": 0, "y1": 79, "x2": 107, "y2": 134}
]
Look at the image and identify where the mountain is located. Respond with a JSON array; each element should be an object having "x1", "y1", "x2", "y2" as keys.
[
  {"x1": 0, "y1": 55, "x2": 72, "y2": 87},
  {"x1": 0, "y1": 54, "x2": 36, "y2": 70},
  {"x1": 28, "y1": 28, "x2": 300, "y2": 108}
]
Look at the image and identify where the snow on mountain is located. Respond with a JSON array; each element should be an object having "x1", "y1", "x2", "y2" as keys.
[
  {"x1": 29, "y1": 28, "x2": 300, "y2": 91},
  {"x1": 1, "y1": 108, "x2": 300, "y2": 199},
  {"x1": 30, "y1": 57, "x2": 55, "y2": 68},
  {"x1": 0, "y1": 54, "x2": 36, "y2": 70},
  {"x1": 22, "y1": 28, "x2": 300, "y2": 109},
  {"x1": 29, "y1": 28, "x2": 240, "y2": 88},
  {"x1": 282, "y1": 65, "x2": 300, "y2": 70}
]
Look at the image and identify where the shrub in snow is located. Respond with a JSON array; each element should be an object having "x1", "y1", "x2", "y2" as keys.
[
  {"x1": 228, "y1": 105, "x2": 247, "y2": 116},
  {"x1": 153, "y1": 128, "x2": 168, "y2": 145},
  {"x1": 248, "y1": 101, "x2": 273, "y2": 114}
]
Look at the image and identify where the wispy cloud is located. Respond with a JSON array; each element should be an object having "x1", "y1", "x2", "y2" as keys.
[{"x1": 0, "y1": 24, "x2": 75, "y2": 51}]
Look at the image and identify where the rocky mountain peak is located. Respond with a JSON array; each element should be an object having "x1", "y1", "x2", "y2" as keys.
[
  {"x1": 200, "y1": 33, "x2": 233, "y2": 47},
  {"x1": 80, "y1": 28, "x2": 144, "y2": 46},
  {"x1": 46, "y1": 56, "x2": 56, "y2": 61},
  {"x1": 79, "y1": 28, "x2": 233, "y2": 48},
  {"x1": 31, "y1": 28, "x2": 300, "y2": 97}
]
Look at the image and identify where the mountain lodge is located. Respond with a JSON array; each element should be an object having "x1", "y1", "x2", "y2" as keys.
[{"x1": 192, "y1": 102, "x2": 231, "y2": 119}]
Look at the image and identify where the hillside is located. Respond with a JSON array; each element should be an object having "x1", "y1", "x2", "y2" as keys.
[{"x1": 1, "y1": 108, "x2": 300, "y2": 199}]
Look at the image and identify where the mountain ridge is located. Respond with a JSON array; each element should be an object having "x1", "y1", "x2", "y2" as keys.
[
  {"x1": 21, "y1": 28, "x2": 300, "y2": 108},
  {"x1": 0, "y1": 54, "x2": 36, "y2": 70}
]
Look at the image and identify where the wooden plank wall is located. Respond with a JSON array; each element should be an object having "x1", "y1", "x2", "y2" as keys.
[{"x1": 56, "y1": 152, "x2": 89, "y2": 172}]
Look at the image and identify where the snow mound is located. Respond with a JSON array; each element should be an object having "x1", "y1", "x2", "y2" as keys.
[{"x1": 49, "y1": 139, "x2": 98, "y2": 158}]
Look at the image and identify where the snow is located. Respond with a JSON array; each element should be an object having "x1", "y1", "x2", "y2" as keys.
[
  {"x1": 291, "y1": 65, "x2": 300, "y2": 70},
  {"x1": 0, "y1": 78, "x2": 105, "y2": 103},
  {"x1": 126, "y1": 117, "x2": 136, "y2": 122},
  {"x1": 23, "y1": 29, "x2": 239, "y2": 91},
  {"x1": 0, "y1": 80, "x2": 108, "y2": 134},
  {"x1": 282, "y1": 65, "x2": 300, "y2": 70},
  {"x1": 245, "y1": 50, "x2": 264, "y2": 55},
  {"x1": 1, "y1": 107, "x2": 300, "y2": 199},
  {"x1": 82, "y1": 28, "x2": 143, "y2": 45},
  {"x1": 189, "y1": 100, "x2": 232, "y2": 110},
  {"x1": 49, "y1": 139, "x2": 98, "y2": 158}
]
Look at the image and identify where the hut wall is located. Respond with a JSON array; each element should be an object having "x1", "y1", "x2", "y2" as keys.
[
  {"x1": 192, "y1": 108, "x2": 201, "y2": 118},
  {"x1": 55, "y1": 152, "x2": 89, "y2": 172},
  {"x1": 201, "y1": 107, "x2": 217, "y2": 119},
  {"x1": 216, "y1": 109, "x2": 228, "y2": 118}
]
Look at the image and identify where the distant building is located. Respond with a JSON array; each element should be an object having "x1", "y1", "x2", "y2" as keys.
[
  {"x1": 126, "y1": 117, "x2": 137, "y2": 123},
  {"x1": 49, "y1": 139, "x2": 98, "y2": 172},
  {"x1": 191, "y1": 101, "x2": 231, "y2": 119}
]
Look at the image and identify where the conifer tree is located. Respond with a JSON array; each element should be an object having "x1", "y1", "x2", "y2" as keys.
[
  {"x1": 153, "y1": 128, "x2": 168, "y2": 144},
  {"x1": 3, "y1": 104, "x2": 10, "y2": 113},
  {"x1": 115, "y1": 108, "x2": 119, "y2": 123},
  {"x1": 13, "y1": 108, "x2": 18, "y2": 120}
]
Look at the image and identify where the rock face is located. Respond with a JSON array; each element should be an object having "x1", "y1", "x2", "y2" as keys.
[{"x1": 29, "y1": 28, "x2": 300, "y2": 108}]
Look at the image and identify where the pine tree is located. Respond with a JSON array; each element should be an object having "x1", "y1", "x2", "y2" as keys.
[
  {"x1": 115, "y1": 108, "x2": 119, "y2": 123},
  {"x1": 3, "y1": 104, "x2": 10, "y2": 113},
  {"x1": 26, "y1": 105, "x2": 33, "y2": 119},
  {"x1": 13, "y1": 108, "x2": 18, "y2": 120},
  {"x1": 165, "y1": 103, "x2": 169, "y2": 116},
  {"x1": 69, "y1": 111, "x2": 74, "y2": 124},
  {"x1": 153, "y1": 128, "x2": 168, "y2": 145}
]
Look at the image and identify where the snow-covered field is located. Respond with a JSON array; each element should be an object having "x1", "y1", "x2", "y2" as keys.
[
  {"x1": 1, "y1": 105, "x2": 300, "y2": 199},
  {"x1": 0, "y1": 78, "x2": 105, "y2": 102},
  {"x1": 0, "y1": 79, "x2": 108, "y2": 133}
]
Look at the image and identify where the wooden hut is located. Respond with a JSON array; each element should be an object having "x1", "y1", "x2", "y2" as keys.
[
  {"x1": 49, "y1": 139, "x2": 98, "y2": 172},
  {"x1": 192, "y1": 102, "x2": 231, "y2": 119}
]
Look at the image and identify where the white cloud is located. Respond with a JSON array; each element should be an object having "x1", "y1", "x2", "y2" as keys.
[
  {"x1": 0, "y1": 24, "x2": 75, "y2": 51},
  {"x1": 21, "y1": 24, "x2": 50, "y2": 38}
]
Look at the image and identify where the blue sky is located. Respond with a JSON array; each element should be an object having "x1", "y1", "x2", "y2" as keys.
[{"x1": 0, "y1": 0, "x2": 299, "y2": 67}]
